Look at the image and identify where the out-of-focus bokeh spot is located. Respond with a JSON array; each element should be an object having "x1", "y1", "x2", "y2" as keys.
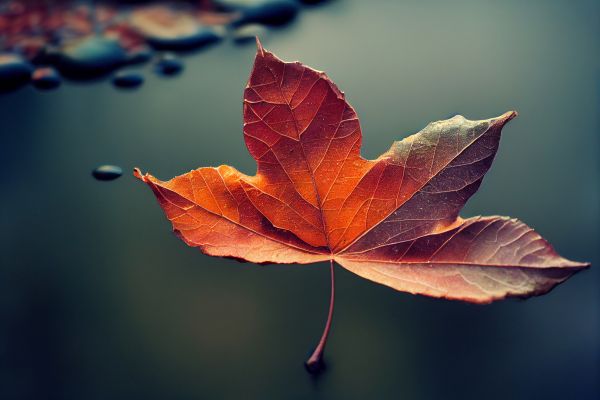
[{"x1": 0, "y1": 0, "x2": 328, "y2": 91}]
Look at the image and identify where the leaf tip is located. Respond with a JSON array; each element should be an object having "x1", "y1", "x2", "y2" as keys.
[
  {"x1": 133, "y1": 167, "x2": 146, "y2": 182},
  {"x1": 505, "y1": 110, "x2": 518, "y2": 119},
  {"x1": 573, "y1": 260, "x2": 592, "y2": 269},
  {"x1": 255, "y1": 36, "x2": 265, "y2": 57},
  {"x1": 500, "y1": 110, "x2": 518, "y2": 123},
  {"x1": 489, "y1": 110, "x2": 518, "y2": 131}
]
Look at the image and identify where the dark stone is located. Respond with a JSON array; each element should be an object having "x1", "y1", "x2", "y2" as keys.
[
  {"x1": 0, "y1": 54, "x2": 33, "y2": 93},
  {"x1": 112, "y1": 70, "x2": 144, "y2": 89},
  {"x1": 52, "y1": 36, "x2": 128, "y2": 80},
  {"x1": 232, "y1": 24, "x2": 268, "y2": 44},
  {"x1": 155, "y1": 54, "x2": 184, "y2": 76},
  {"x1": 230, "y1": 0, "x2": 300, "y2": 27},
  {"x1": 214, "y1": 0, "x2": 257, "y2": 9},
  {"x1": 31, "y1": 67, "x2": 62, "y2": 90},
  {"x1": 127, "y1": 46, "x2": 154, "y2": 65},
  {"x1": 147, "y1": 27, "x2": 224, "y2": 52},
  {"x1": 92, "y1": 165, "x2": 123, "y2": 181},
  {"x1": 296, "y1": 0, "x2": 330, "y2": 4}
]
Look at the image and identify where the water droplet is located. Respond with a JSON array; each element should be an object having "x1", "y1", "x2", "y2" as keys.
[{"x1": 92, "y1": 165, "x2": 123, "y2": 181}]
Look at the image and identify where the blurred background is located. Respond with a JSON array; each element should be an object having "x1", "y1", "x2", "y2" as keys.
[{"x1": 1, "y1": 0, "x2": 598, "y2": 399}]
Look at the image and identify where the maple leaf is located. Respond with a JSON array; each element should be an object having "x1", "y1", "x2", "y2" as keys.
[{"x1": 134, "y1": 39, "x2": 589, "y2": 372}]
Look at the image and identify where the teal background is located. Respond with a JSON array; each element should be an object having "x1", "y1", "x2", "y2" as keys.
[{"x1": 1, "y1": 0, "x2": 598, "y2": 399}]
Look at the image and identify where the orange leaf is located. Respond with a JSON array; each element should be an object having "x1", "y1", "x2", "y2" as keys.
[{"x1": 135, "y1": 41, "x2": 588, "y2": 304}]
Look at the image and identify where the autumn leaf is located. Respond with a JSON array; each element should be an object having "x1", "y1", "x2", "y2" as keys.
[{"x1": 134, "y1": 39, "x2": 589, "y2": 372}]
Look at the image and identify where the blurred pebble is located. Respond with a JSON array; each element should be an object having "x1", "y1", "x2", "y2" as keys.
[
  {"x1": 130, "y1": 6, "x2": 224, "y2": 51},
  {"x1": 297, "y1": 0, "x2": 329, "y2": 4},
  {"x1": 216, "y1": 0, "x2": 285, "y2": 8},
  {"x1": 112, "y1": 70, "x2": 144, "y2": 89},
  {"x1": 0, "y1": 53, "x2": 33, "y2": 92},
  {"x1": 127, "y1": 46, "x2": 154, "y2": 65},
  {"x1": 31, "y1": 67, "x2": 62, "y2": 90},
  {"x1": 147, "y1": 27, "x2": 224, "y2": 51},
  {"x1": 92, "y1": 165, "x2": 123, "y2": 181},
  {"x1": 225, "y1": 0, "x2": 300, "y2": 27},
  {"x1": 155, "y1": 54, "x2": 184, "y2": 76},
  {"x1": 53, "y1": 36, "x2": 128, "y2": 79},
  {"x1": 232, "y1": 24, "x2": 267, "y2": 44}
]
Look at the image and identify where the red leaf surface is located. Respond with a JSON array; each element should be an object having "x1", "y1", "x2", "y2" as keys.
[{"x1": 134, "y1": 41, "x2": 588, "y2": 304}]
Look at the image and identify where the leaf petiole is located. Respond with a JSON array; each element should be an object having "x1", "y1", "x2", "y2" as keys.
[{"x1": 305, "y1": 259, "x2": 335, "y2": 374}]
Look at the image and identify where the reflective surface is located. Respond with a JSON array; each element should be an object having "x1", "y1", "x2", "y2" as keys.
[{"x1": 1, "y1": 1, "x2": 598, "y2": 399}]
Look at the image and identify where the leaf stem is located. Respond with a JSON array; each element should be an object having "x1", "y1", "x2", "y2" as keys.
[{"x1": 305, "y1": 259, "x2": 335, "y2": 373}]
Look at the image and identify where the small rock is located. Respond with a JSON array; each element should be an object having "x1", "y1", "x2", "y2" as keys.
[
  {"x1": 296, "y1": 0, "x2": 330, "y2": 4},
  {"x1": 53, "y1": 36, "x2": 128, "y2": 79},
  {"x1": 92, "y1": 165, "x2": 123, "y2": 181},
  {"x1": 31, "y1": 67, "x2": 62, "y2": 90},
  {"x1": 228, "y1": 0, "x2": 300, "y2": 27},
  {"x1": 232, "y1": 24, "x2": 268, "y2": 44},
  {"x1": 127, "y1": 46, "x2": 154, "y2": 65},
  {"x1": 112, "y1": 70, "x2": 144, "y2": 89},
  {"x1": 0, "y1": 53, "x2": 33, "y2": 93},
  {"x1": 216, "y1": 0, "x2": 279, "y2": 9},
  {"x1": 148, "y1": 27, "x2": 223, "y2": 51},
  {"x1": 130, "y1": 6, "x2": 224, "y2": 51},
  {"x1": 155, "y1": 54, "x2": 184, "y2": 76}
]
